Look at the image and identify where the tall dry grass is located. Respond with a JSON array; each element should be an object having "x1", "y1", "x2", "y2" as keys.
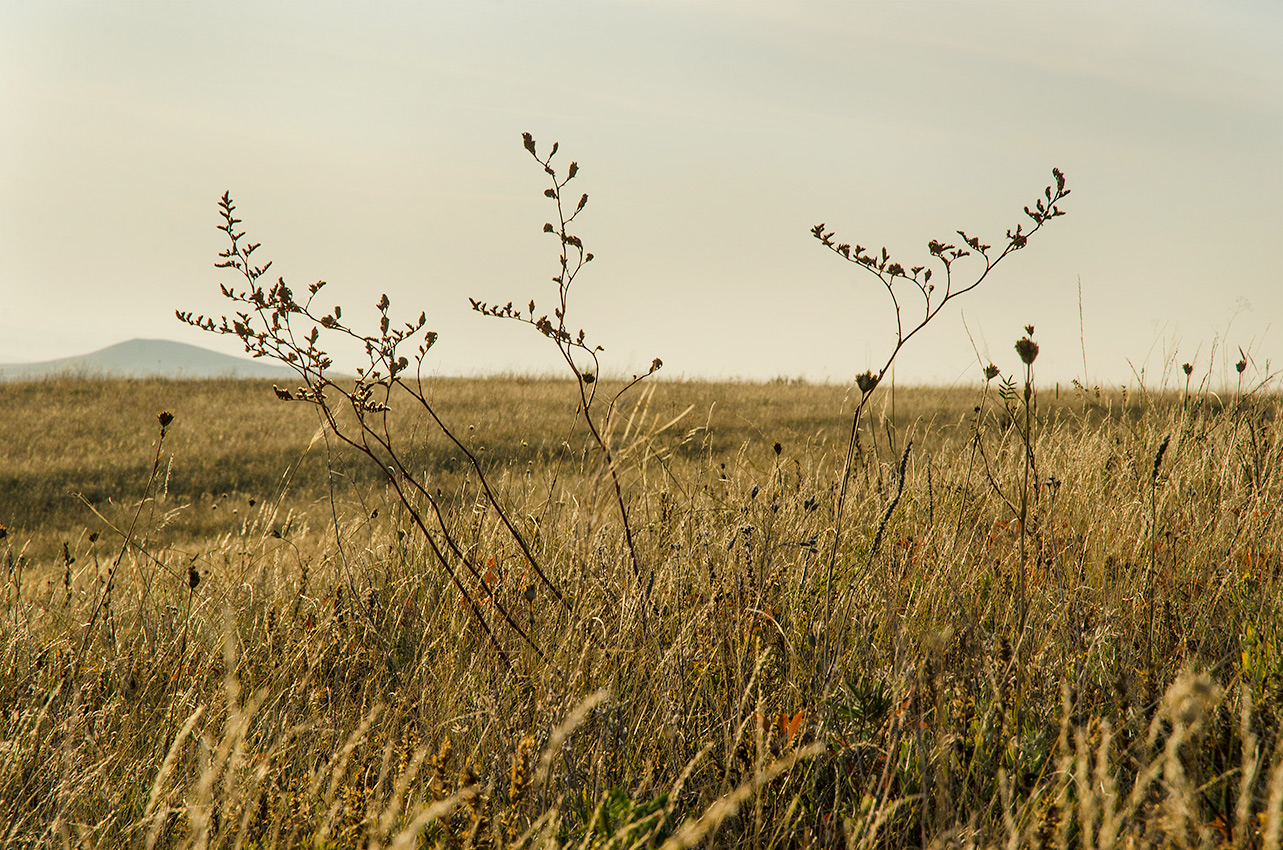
[{"x1": 1, "y1": 375, "x2": 1279, "y2": 848}]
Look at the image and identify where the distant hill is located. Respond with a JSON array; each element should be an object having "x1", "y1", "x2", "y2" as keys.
[{"x1": 0, "y1": 339, "x2": 299, "y2": 381}]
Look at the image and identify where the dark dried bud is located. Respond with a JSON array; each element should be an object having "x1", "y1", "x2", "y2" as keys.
[
  {"x1": 522, "y1": 132, "x2": 536, "y2": 155},
  {"x1": 157, "y1": 411, "x2": 174, "y2": 429},
  {"x1": 773, "y1": 441, "x2": 782, "y2": 455},
  {"x1": 1182, "y1": 362, "x2": 1193, "y2": 376},
  {"x1": 856, "y1": 371, "x2": 879, "y2": 393},
  {"x1": 581, "y1": 372, "x2": 595, "y2": 384},
  {"x1": 188, "y1": 565, "x2": 200, "y2": 589},
  {"x1": 1152, "y1": 435, "x2": 1170, "y2": 484},
  {"x1": 1236, "y1": 359, "x2": 1247, "y2": 374},
  {"x1": 1015, "y1": 337, "x2": 1039, "y2": 365},
  {"x1": 984, "y1": 363, "x2": 1000, "y2": 381}
]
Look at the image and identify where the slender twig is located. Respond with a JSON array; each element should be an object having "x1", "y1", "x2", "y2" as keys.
[{"x1": 75, "y1": 412, "x2": 172, "y2": 677}]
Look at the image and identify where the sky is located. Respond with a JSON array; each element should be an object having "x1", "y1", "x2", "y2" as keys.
[{"x1": 2, "y1": 0, "x2": 1279, "y2": 389}]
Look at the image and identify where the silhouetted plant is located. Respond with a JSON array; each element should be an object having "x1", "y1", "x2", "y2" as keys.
[
  {"x1": 470, "y1": 133, "x2": 661, "y2": 586},
  {"x1": 179, "y1": 193, "x2": 568, "y2": 670},
  {"x1": 813, "y1": 169, "x2": 1070, "y2": 678}
]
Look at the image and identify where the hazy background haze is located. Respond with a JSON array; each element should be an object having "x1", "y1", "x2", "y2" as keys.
[{"x1": 2, "y1": 0, "x2": 1278, "y2": 387}]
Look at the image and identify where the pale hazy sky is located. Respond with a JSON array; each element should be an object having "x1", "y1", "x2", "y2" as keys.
[{"x1": 2, "y1": 1, "x2": 1279, "y2": 387}]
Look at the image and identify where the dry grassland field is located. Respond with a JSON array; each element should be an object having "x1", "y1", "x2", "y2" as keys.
[{"x1": 1, "y1": 372, "x2": 1280, "y2": 849}]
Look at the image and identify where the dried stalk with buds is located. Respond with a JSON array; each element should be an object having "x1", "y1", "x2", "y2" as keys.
[
  {"x1": 470, "y1": 133, "x2": 662, "y2": 587},
  {"x1": 179, "y1": 193, "x2": 568, "y2": 670},
  {"x1": 812, "y1": 168, "x2": 1070, "y2": 682}
]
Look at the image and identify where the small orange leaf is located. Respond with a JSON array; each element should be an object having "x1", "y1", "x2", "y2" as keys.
[{"x1": 785, "y1": 710, "x2": 805, "y2": 743}]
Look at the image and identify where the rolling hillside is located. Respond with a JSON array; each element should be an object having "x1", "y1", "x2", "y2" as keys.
[{"x1": 0, "y1": 338, "x2": 298, "y2": 381}]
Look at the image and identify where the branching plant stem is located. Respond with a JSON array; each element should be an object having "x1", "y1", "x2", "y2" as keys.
[
  {"x1": 180, "y1": 193, "x2": 571, "y2": 669},
  {"x1": 472, "y1": 134, "x2": 663, "y2": 589},
  {"x1": 813, "y1": 170, "x2": 1069, "y2": 686}
]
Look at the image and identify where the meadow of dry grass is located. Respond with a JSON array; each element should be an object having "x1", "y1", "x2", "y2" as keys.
[{"x1": 1, "y1": 374, "x2": 1279, "y2": 849}]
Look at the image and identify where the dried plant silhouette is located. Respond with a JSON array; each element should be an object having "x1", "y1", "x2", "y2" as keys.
[
  {"x1": 470, "y1": 133, "x2": 661, "y2": 587},
  {"x1": 179, "y1": 193, "x2": 568, "y2": 671},
  {"x1": 811, "y1": 168, "x2": 1069, "y2": 678}
]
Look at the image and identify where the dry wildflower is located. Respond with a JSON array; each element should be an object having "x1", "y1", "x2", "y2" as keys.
[
  {"x1": 339, "y1": 780, "x2": 371, "y2": 845},
  {"x1": 508, "y1": 735, "x2": 536, "y2": 806},
  {"x1": 984, "y1": 363, "x2": 1000, "y2": 381},
  {"x1": 856, "y1": 370, "x2": 879, "y2": 393},
  {"x1": 458, "y1": 765, "x2": 490, "y2": 849},
  {"x1": 1015, "y1": 335, "x2": 1039, "y2": 365},
  {"x1": 429, "y1": 736, "x2": 454, "y2": 798},
  {"x1": 502, "y1": 734, "x2": 538, "y2": 842},
  {"x1": 397, "y1": 726, "x2": 420, "y2": 780},
  {"x1": 1151, "y1": 435, "x2": 1171, "y2": 484}
]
